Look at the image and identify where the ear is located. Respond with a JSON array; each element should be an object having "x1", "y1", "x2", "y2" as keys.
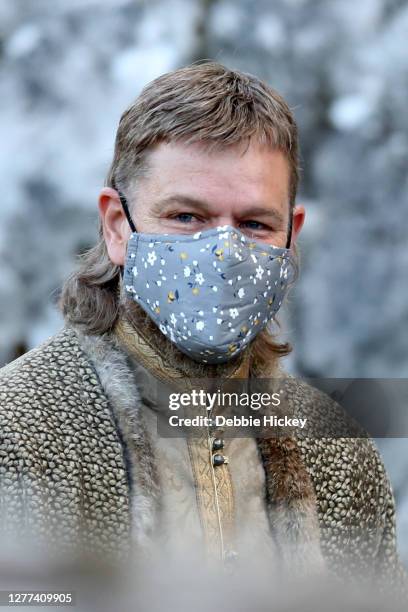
[
  {"x1": 98, "y1": 187, "x2": 132, "y2": 266},
  {"x1": 290, "y1": 204, "x2": 305, "y2": 246}
]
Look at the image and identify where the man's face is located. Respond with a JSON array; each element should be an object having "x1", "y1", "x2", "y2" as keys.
[{"x1": 99, "y1": 139, "x2": 305, "y2": 266}]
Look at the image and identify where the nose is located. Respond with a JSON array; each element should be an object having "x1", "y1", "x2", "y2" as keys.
[{"x1": 207, "y1": 216, "x2": 235, "y2": 229}]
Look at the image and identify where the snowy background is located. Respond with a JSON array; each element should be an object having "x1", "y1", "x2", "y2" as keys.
[{"x1": 1, "y1": 0, "x2": 407, "y2": 563}]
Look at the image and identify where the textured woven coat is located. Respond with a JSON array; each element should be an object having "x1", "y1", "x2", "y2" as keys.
[{"x1": 0, "y1": 324, "x2": 406, "y2": 588}]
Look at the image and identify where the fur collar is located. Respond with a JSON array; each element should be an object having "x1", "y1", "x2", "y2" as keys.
[
  {"x1": 74, "y1": 324, "x2": 325, "y2": 574},
  {"x1": 75, "y1": 328, "x2": 161, "y2": 554},
  {"x1": 257, "y1": 435, "x2": 325, "y2": 574}
]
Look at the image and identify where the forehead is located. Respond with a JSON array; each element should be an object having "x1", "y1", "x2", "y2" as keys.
[{"x1": 138, "y1": 139, "x2": 290, "y2": 214}]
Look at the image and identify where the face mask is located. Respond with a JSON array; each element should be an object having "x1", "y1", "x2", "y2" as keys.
[{"x1": 121, "y1": 204, "x2": 296, "y2": 364}]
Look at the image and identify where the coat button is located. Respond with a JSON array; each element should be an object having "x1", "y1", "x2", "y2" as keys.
[
  {"x1": 212, "y1": 438, "x2": 224, "y2": 451},
  {"x1": 212, "y1": 454, "x2": 228, "y2": 466}
]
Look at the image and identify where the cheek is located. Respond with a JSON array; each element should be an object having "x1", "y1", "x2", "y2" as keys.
[
  {"x1": 132, "y1": 219, "x2": 163, "y2": 233},
  {"x1": 130, "y1": 205, "x2": 162, "y2": 233}
]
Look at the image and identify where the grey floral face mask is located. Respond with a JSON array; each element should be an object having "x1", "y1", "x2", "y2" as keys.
[{"x1": 122, "y1": 210, "x2": 297, "y2": 364}]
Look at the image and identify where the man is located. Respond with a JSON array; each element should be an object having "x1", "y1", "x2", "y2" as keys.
[{"x1": 0, "y1": 62, "x2": 405, "y2": 587}]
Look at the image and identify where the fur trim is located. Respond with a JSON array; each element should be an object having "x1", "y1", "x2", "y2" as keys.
[
  {"x1": 257, "y1": 435, "x2": 325, "y2": 575},
  {"x1": 75, "y1": 329, "x2": 161, "y2": 551},
  {"x1": 75, "y1": 326, "x2": 324, "y2": 573}
]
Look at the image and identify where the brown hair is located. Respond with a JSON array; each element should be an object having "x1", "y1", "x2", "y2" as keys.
[{"x1": 59, "y1": 61, "x2": 300, "y2": 364}]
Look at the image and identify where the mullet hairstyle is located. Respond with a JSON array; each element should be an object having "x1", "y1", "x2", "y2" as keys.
[{"x1": 59, "y1": 61, "x2": 301, "y2": 369}]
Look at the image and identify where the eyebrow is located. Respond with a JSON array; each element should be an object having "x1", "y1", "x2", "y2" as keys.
[{"x1": 151, "y1": 195, "x2": 286, "y2": 225}]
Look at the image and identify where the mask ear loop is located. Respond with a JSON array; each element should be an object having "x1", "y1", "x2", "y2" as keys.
[
  {"x1": 285, "y1": 210, "x2": 293, "y2": 249},
  {"x1": 111, "y1": 182, "x2": 137, "y2": 279},
  {"x1": 118, "y1": 191, "x2": 137, "y2": 233}
]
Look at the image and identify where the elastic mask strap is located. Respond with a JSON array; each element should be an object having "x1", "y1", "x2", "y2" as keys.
[
  {"x1": 285, "y1": 211, "x2": 293, "y2": 249},
  {"x1": 111, "y1": 183, "x2": 137, "y2": 279},
  {"x1": 118, "y1": 190, "x2": 137, "y2": 233},
  {"x1": 111, "y1": 179, "x2": 138, "y2": 232}
]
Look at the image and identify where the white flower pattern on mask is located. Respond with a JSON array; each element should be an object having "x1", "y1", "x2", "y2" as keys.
[
  {"x1": 255, "y1": 265, "x2": 264, "y2": 279},
  {"x1": 124, "y1": 226, "x2": 295, "y2": 363},
  {"x1": 147, "y1": 251, "x2": 157, "y2": 266},
  {"x1": 280, "y1": 264, "x2": 289, "y2": 279},
  {"x1": 195, "y1": 272, "x2": 205, "y2": 285}
]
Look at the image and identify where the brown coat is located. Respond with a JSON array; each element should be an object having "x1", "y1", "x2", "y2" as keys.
[{"x1": 0, "y1": 324, "x2": 406, "y2": 588}]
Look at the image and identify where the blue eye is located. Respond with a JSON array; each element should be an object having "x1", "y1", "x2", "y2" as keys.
[
  {"x1": 242, "y1": 220, "x2": 267, "y2": 230},
  {"x1": 174, "y1": 213, "x2": 195, "y2": 223}
]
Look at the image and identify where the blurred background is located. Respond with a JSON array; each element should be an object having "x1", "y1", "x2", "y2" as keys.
[{"x1": 0, "y1": 0, "x2": 407, "y2": 562}]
